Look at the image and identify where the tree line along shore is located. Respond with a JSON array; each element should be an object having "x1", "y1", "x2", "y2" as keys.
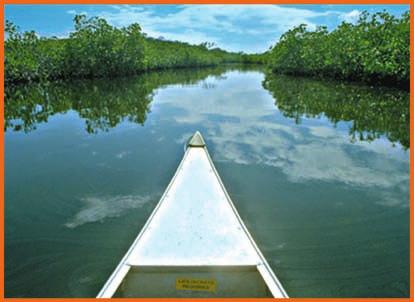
[{"x1": 5, "y1": 10, "x2": 409, "y2": 88}]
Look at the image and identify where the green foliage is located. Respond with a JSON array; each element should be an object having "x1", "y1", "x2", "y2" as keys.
[
  {"x1": 5, "y1": 20, "x2": 65, "y2": 83},
  {"x1": 144, "y1": 38, "x2": 241, "y2": 70},
  {"x1": 5, "y1": 10, "x2": 409, "y2": 87},
  {"x1": 263, "y1": 73, "x2": 409, "y2": 148},
  {"x1": 267, "y1": 10, "x2": 410, "y2": 87},
  {"x1": 240, "y1": 52, "x2": 268, "y2": 64},
  {"x1": 63, "y1": 15, "x2": 146, "y2": 78},
  {"x1": 5, "y1": 15, "x2": 243, "y2": 84}
]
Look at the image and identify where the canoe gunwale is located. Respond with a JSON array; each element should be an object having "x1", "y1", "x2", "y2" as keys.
[
  {"x1": 202, "y1": 143, "x2": 288, "y2": 298},
  {"x1": 97, "y1": 147, "x2": 192, "y2": 298}
]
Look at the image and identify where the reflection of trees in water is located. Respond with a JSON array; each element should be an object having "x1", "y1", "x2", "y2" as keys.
[
  {"x1": 263, "y1": 74, "x2": 409, "y2": 149},
  {"x1": 5, "y1": 66, "x2": 233, "y2": 134},
  {"x1": 8, "y1": 66, "x2": 406, "y2": 149}
]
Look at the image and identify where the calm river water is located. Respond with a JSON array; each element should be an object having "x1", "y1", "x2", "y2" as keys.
[{"x1": 5, "y1": 66, "x2": 409, "y2": 297}]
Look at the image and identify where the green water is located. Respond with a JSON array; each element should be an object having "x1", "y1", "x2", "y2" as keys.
[{"x1": 5, "y1": 66, "x2": 409, "y2": 297}]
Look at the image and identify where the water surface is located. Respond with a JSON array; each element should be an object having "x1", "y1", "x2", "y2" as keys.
[{"x1": 5, "y1": 66, "x2": 409, "y2": 297}]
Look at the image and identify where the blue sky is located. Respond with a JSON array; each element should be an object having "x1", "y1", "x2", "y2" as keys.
[{"x1": 5, "y1": 4, "x2": 409, "y2": 53}]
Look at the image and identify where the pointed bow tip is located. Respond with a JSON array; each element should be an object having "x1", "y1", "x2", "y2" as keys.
[{"x1": 187, "y1": 131, "x2": 206, "y2": 148}]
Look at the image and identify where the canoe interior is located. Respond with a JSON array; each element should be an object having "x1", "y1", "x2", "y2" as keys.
[
  {"x1": 113, "y1": 265, "x2": 273, "y2": 297},
  {"x1": 98, "y1": 132, "x2": 287, "y2": 298}
]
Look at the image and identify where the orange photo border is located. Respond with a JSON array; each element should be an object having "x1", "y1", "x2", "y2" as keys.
[{"x1": 0, "y1": 0, "x2": 412, "y2": 301}]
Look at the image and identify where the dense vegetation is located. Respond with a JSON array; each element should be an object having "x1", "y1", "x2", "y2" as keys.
[
  {"x1": 5, "y1": 10, "x2": 409, "y2": 88},
  {"x1": 266, "y1": 11, "x2": 410, "y2": 87},
  {"x1": 5, "y1": 15, "x2": 242, "y2": 84},
  {"x1": 240, "y1": 53, "x2": 268, "y2": 64},
  {"x1": 263, "y1": 73, "x2": 409, "y2": 148}
]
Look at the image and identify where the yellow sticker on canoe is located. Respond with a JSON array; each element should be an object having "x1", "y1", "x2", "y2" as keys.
[{"x1": 176, "y1": 278, "x2": 216, "y2": 292}]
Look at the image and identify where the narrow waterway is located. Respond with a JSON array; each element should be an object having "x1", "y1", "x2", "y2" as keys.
[{"x1": 5, "y1": 66, "x2": 409, "y2": 297}]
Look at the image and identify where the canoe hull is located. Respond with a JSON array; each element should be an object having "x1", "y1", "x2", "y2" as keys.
[{"x1": 97, "y1": 132, "x2": 288, "y2": 298}]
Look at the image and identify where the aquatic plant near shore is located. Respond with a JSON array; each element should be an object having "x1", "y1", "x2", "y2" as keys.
[
  {"x1": 5, "y1": 10, "x2": 409, "y2": 88},
  {"x1": 266, "y1": 11, "x2": 410, "y2": 87},
  {"x1": 5, "y1": 15, "x2": 242, "y2": 84}
]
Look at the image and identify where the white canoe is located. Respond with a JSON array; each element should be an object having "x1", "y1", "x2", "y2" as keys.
[{"x1": 97, "y1": 131, "x2": 288, "y2": 298}]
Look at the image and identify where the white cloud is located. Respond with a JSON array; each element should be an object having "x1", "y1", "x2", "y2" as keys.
[
  {"x1": 92, "y1": 5, "x2": 343, "y2": 53},
  {"x1": 340, "y1": 9, "x2": 361, "y2": 24},
  {"x1": 67, "y1": 9, "x2": 88, "y2": 16}
]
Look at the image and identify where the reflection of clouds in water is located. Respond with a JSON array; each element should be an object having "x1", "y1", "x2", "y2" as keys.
[
  {"x1": 212, "y1": 122, "x2": 408, "y2": 189},
  {"x1": 155, "y1": 71, "x2": 408, "y2": 193},
  {"x1": 175, "y1": 132, "x2": 194, "y2": 145},
  {"x1": 376, "y1": 196, "x2": 406, "y2": 208},
  {"x1": 115, "y1": 151, "x2": 131, "y2": 159},
  {"x1": 308, "y1": 126, "x2": 337, "y2": 138},
  {"x1": 65, "y1": 195, "x2": 152, "y2": 228},
  {"x1": 156, "y1": 71, "x2": 273, "y2": 123}
]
